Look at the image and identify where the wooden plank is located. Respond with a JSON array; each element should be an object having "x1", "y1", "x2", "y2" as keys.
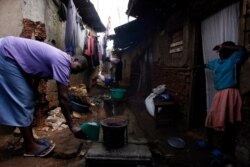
[
  {"x1": 169, "y1": 46, "x2": 183, "y2": 53},
  {"x1": 170, "y1": 40, "x2": 183, "y2": 47}
]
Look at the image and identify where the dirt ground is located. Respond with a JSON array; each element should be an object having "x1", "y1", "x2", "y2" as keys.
[{"x1": 0, "y1": 84, "x2": 243, "y2": 167}]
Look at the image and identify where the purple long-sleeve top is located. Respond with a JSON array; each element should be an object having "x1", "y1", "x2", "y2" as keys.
[{"x1": 0, "y1": 36, "x2": 71, "y2": 86}]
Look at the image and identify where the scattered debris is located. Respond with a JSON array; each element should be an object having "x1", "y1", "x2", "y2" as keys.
[
  {"x1": 72, "y1": 111, "x2": 82, "y2": 119},
  {"x1": 7, "y1": 135, "x2": 23, "y2": 150},
  {"x1": 69, "y1": 84, "x2": 95, "y2": 106},
  {"x1": 42, "y1": 107, "x2": 68, "y2": 132}
]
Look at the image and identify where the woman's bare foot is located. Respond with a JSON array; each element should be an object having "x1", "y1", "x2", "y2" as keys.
[{"x1": 23, "y1": 140, "x2": 55, "y2": 157}]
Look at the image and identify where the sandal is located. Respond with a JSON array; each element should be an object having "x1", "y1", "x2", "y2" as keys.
[{"x1": 23, "y1": 143, "x2": 56, "y2": 157}]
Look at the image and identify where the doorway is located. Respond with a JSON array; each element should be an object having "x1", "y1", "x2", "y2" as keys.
[{"x1": 201, "y1": 2, "x2": 240, "y2": 112}]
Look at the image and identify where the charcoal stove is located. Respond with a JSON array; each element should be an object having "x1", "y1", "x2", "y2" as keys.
[
  {"x1": 85, "y1": 117, "x2": 152, "y2": 167},
  {"x1": 85, "y1": 142, "x2": 152, "y2": 167}
]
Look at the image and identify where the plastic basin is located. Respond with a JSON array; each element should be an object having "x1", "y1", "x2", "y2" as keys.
[
  {"x1": 110, "y1": 88, "x2": 126, "y2": 100},
  {"x1": 80, "y1": 122, "x2": 100, "y2": 141},
  {"x1": 71, "y1": 101, "x2": 89, "y2": 112}
]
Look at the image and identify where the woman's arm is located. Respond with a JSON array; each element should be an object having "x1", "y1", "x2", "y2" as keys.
[
  {"x1": 56, "y1": 82, "x2": 79, "y2": 133},
  {"x1": 213, "y1": 44, "x2": 243, "y2": 52}
]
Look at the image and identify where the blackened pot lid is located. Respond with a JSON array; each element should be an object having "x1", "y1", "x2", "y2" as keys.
[{"x1": 167, "y1": 137, "x2": 186, "y2": 149}]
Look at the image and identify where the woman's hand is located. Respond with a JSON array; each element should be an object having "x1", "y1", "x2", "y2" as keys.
[
  {"x1": 70, "y1": 124, "x2": 81, "y2": 134},
  {"x1": 70, "y1": 124, "x2": 88, "y2": 139},
  {"x1": 213, "y1": 43, "x2": 240, "y2": 51},
  {"x1": 213, "y1": 44, "x2": 222, "y2": 51}
]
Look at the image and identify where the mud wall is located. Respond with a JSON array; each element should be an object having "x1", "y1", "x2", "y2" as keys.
[{"x1": 0, "y1": 0, "x2": 23, "y2": 36}]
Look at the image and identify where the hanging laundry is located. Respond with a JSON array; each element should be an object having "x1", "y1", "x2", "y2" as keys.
[
  {"x1": 74, "y1": 13, "x2": 85, "y2": 55},
  {"x1": 84, "y1": 33, "x2": 95, "y2": 56},
  {"x1": 58, "y1": 2, "x2": 67, "y2": 21},
  {"x1": 65, "y1": 0, "x2": 77, "y2": 55},
  {"x1": 92, "y1": 38, "x2": 100, "y2": 67}
]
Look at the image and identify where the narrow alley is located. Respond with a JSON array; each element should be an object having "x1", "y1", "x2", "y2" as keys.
[
  {"x1": 0, "y1": 83, "x2": 243, "y2": 167},
  {"x1": 1, "y1": 0, "x2": 250, "y2": 167}
]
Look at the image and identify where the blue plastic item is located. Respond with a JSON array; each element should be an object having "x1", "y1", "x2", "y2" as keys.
[
  {"x1": 211, "y1": 149, "x2": 223, "y2": 158},
  {"x1": 71, "y1": 101, "x2": 89, "y2": 112},
  {"x1": 156, "y1": 92, "x2": 172, "y2": 101},
  {"x1": 104, "y1": 77, "x2": 113, "y2": 85},
  {"x1": 167, "y1": 137, "x2": 186, "y2": 149},
  {"x1": 195, "y1": 140, "x2": 208, "y2": 149}
]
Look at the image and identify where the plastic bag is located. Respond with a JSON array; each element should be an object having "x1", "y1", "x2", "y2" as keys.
[
  {"x1": 152, "y1": 84, "x2": 166, "y2": 94},
  {"x1": 145, "y1": 93, "x2": 162, "y2": 117}
]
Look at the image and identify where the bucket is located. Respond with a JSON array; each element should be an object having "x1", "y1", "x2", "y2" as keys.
[
  {"x1": 80, "y1": 122, "x2": 100, "y2": 141},
  {"x1": 110, "y1": 88, "x2": 126, "y2": 100},
  {"x1": 100, "y1": 117, "x2": 128, "y2": 148}
]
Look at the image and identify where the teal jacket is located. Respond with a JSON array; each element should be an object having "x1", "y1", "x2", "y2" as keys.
[{"x1": 206, "y1": 48, "x2": 247, "y2": 90}]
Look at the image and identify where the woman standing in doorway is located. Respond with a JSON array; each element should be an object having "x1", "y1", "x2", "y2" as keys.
[{"x1": 205, "y1": 41, "x2": 248, "y2": 155}]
